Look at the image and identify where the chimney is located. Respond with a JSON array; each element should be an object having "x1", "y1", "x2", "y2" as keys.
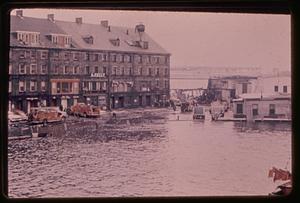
[
  {"x1": 47, "y1": 14, "x2": 54, "y2": 22},
  {"x1": 101, "y1": 20, "x2": 108, "y2": 28},
  {"x1": 16, "y1": 10, "x2": 23, "y2": 18},
  {"x1": 76, "y1": 17, "x2": 82, "y2": 24}
]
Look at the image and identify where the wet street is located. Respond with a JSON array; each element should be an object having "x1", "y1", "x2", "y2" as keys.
[{"x1": 8, "y1": 108, "x2": 291, "y2": 197}]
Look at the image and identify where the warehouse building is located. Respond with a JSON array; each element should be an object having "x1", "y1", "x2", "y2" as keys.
[{"x1": 9, "y1": 10, "x2": 170, "y2": 112}]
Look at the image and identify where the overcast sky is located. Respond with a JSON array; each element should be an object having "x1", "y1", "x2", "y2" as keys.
[{"x1": 11, "y1": 9, "x2": 291, "y2": 72}]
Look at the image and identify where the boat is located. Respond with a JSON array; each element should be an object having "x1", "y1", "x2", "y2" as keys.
[
  {"x1": 268, "y1": 166, "x2": 292, "y2": 196},
  {"x1": 269, "y1": 181, "x2": 292, "y2": 196}
]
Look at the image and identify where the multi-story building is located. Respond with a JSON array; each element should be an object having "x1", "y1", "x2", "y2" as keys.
[{"x1": 9, "y1": 10, "x2": 170, "y2": 112}]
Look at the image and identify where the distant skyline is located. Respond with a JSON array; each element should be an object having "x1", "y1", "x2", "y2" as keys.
[{"x1": 11, "y1": 9, "x2": 291, "y2": 72}]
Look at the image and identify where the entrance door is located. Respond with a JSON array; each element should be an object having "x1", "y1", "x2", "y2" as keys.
[
  {"x1": 146, "y1": 95, "x2": 151, "y2": 106},
  {"x1": 111, "y1": 97, "x2": 115, "y2": 109},
  {"x1": 17, "y1": 100, "x2": 23, "y2": 111},
  {"x1": 50, "y1": 99, "x2": 57, "y2": 107},
  {"x1": 119, "y1": 97, "x2": 124, "y2": 108},
  {"x1": 139, "y1": 96, "x2": 143, "y2": 106}
]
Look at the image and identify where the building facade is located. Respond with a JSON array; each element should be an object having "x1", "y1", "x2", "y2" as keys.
[
  {"x1": 9, "y1": 11, "x2": 170, "y2": 112},
  {"x1": 232, "y1": 93, "x2": 291, "y2": 121},
  {"x1": 207, "y1": 76, "x2": 258, "y2": 103}
]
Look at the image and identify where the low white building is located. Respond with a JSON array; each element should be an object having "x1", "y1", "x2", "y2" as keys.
[{"x1": 232, "y1": 93, "x2": 291, "y2": 121}]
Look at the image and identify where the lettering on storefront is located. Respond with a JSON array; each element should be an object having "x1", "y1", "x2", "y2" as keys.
[{"x1": 91, "y1": 73, "x2": 105, "y2": 78}]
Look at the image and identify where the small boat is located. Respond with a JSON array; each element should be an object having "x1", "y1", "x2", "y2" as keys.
[
  {"x1": 269, "y1": 181, "x2": 292, "y2": 196},
  {"x1": 268, "y1": 166, "x2": 292, "y2": 196}
]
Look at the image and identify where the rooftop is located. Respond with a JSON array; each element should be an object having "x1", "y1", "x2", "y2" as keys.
[
  {"x1": 10, "y1": 13, "x2": 169, "y2": 55},
  {"x1": 233, "y1": 93, "x2": 291, "y2": 101}
]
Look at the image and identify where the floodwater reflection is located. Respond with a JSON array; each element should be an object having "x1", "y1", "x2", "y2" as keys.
[{"x1": 8, "y1": 109, "x2": 291, "y2": 197}]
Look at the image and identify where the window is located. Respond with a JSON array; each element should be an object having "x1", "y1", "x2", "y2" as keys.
[
  {"x1": 16, "y1": 31, "x2": 40, "y2": 45},
  {"x1": 30, "y1": 51, "x2": 36, "y2": 59},
  {"x1": 156, "y1": 68, "x2": 159, "y2": 76},
  {"x1": 41, "y1": 64, "x2": 47, "y2": 74},
  {"x1": 19, "y1": 64, "x2": 26, "y2": 74},
  {"x1": 30, "y1": 81, "x2": 37, "y2": 91},
  {"x1": 94, "y1": 66, "x2": 99, "y2": 73},
  {"x1": 103, "y1": 54, "x2": 108, "y2": 62},
  {"x1": 92, "y1": 82, "x2": 97, "y2": 91},
  {"x1": 30, "y1": 64, "x2": 37, "y2": 74},
  {"x1": 269, "y1": 104, "x2": 276, "y2": 115},
  {"x1": 129, "y1": 67, "x2": 132, "y2": 75},
  {"x1": 64, "y1": 52, "x2": 69, "y2": 60},
  {"x1": 165, "y1": 80, "x2": 168, "y2": 88},
  {"x1": 64, "y1": 66, "x2": 73, "y2": 74},
  {"x1": 25, "y1": 51, "x2": 30, "y2": 58},
  {"x1": 40, "y1": 51, "x2": 48, "y2": 59},
  {"x1": 102, "y1": 82, "x2": 107, "y2": 90},
  {"x1": 113, "y1": 67, "x2": 117, "y2": 75},
  {"x1": 19, "y1": 50, "x2": 25, "y2": 58},
  {"x1": 52, "y1": 51, "x2": 59, "y2": 58},
  {"x1": 41, "y1": 81, "x2": 46, "y2": 91},
  {"x1": 74, "y1": 66, "x2": 79, "y2": 74},
  {"x1": 85, "y1": 66, "x2": 90, "y2": 74},
  {"x1": 136, "y1": 55, "x2": 142, "y2": 63},
  {"x1": 103, "y1": 66, "x2": 107, "y2": 75},
  {"x1": 19, "y1": 81, "x2": 25, "y2": 92},
  {"x1": 165, "y1": 68, "x2": 168, "y2": 76},
  {"x1": 149, "y1": 68, "x2": 152, "y2": 76},
  {"x1": 95, "y1": 54, "x2": 99, "y2": 61},
  {"x1": 252, "y1": 104, "x2": 258, "y2": 116},
  {"x1": 111, "y1": 55, "x2": 117, "y2": 62},
  {"x1": 82, "y1": 81, "x2": 89, "y2": 91},
  {"x1": 84, "y1": 52, "x2": 89, "y2": 61},
  {"x1": 274, "y1": 85, "x2": 279, "y2": 92},
  {"x1": 53, "y1": 65, "x2": 59, "y2": 74},
  {"x1": 283, "y1": 85, "x2": 288, "y2": 93},
  {"x1": 73, "y1": 52, "x2": 79, "y2": 61},
  {"x1": 120, "y1": 55, "x2": 124, "y2": 62},
  {"x1": 62, "y1": 82, "x2": 72, "y2": 93},
  {"x1": 236, "y1": 103, "x2": 243, "y2": 114},
  {"x1": 242, "y1": 83, "x2": 248, "y2": 94}
]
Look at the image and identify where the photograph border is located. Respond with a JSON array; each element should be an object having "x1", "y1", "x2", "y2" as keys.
[{"x1": 0, "y1": 0, "x2": 298, "y2": 202}]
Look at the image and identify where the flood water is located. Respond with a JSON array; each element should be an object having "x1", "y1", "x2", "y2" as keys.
[{"x1": 8, "y1": 109, "x2": 291, "y2": 198}]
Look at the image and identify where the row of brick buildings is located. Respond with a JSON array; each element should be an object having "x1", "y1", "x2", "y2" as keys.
[{"x1": 9, "y1": 10, "x2": 171, "y2": 113}]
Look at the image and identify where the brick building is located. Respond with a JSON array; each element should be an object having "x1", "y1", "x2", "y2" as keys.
[{"x1": 9, "y1": 11, "x2": 170, "y2": 112}]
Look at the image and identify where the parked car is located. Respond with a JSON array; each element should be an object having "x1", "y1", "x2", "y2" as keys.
[
  {"x1": 8, "y1": 109, "x2": 28, "y2": 123},
  {"x1": 68, "y1": 103, "x2": 101, "y2": 117},
  {"x1": 28, "y1": 107, "x2": 66, "y2": 125},
  {"x1": 193, "y1": 106, "x2": 205, "y2": 120}
]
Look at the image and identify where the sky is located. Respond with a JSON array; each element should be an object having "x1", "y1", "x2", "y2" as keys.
[{"x1": 11, "y1": 9, "x2": 291, "y2": 72}]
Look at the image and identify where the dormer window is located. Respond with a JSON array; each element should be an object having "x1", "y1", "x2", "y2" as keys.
[
  {"x1": 125, "y1": 40, "x2": 148, "y2": 49},
  {"x1": 110, "y1": 38, "x2": 120, "y2": 46},
  {"x1": 14, "y1": 31, "x2": 40, "y2": 45},
  {"x1": 83, "y1": 35, "x2": 93, "y2": 44},
  {"x1": 48, "y1": 33, "x2": 72, "y2": 48}
]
